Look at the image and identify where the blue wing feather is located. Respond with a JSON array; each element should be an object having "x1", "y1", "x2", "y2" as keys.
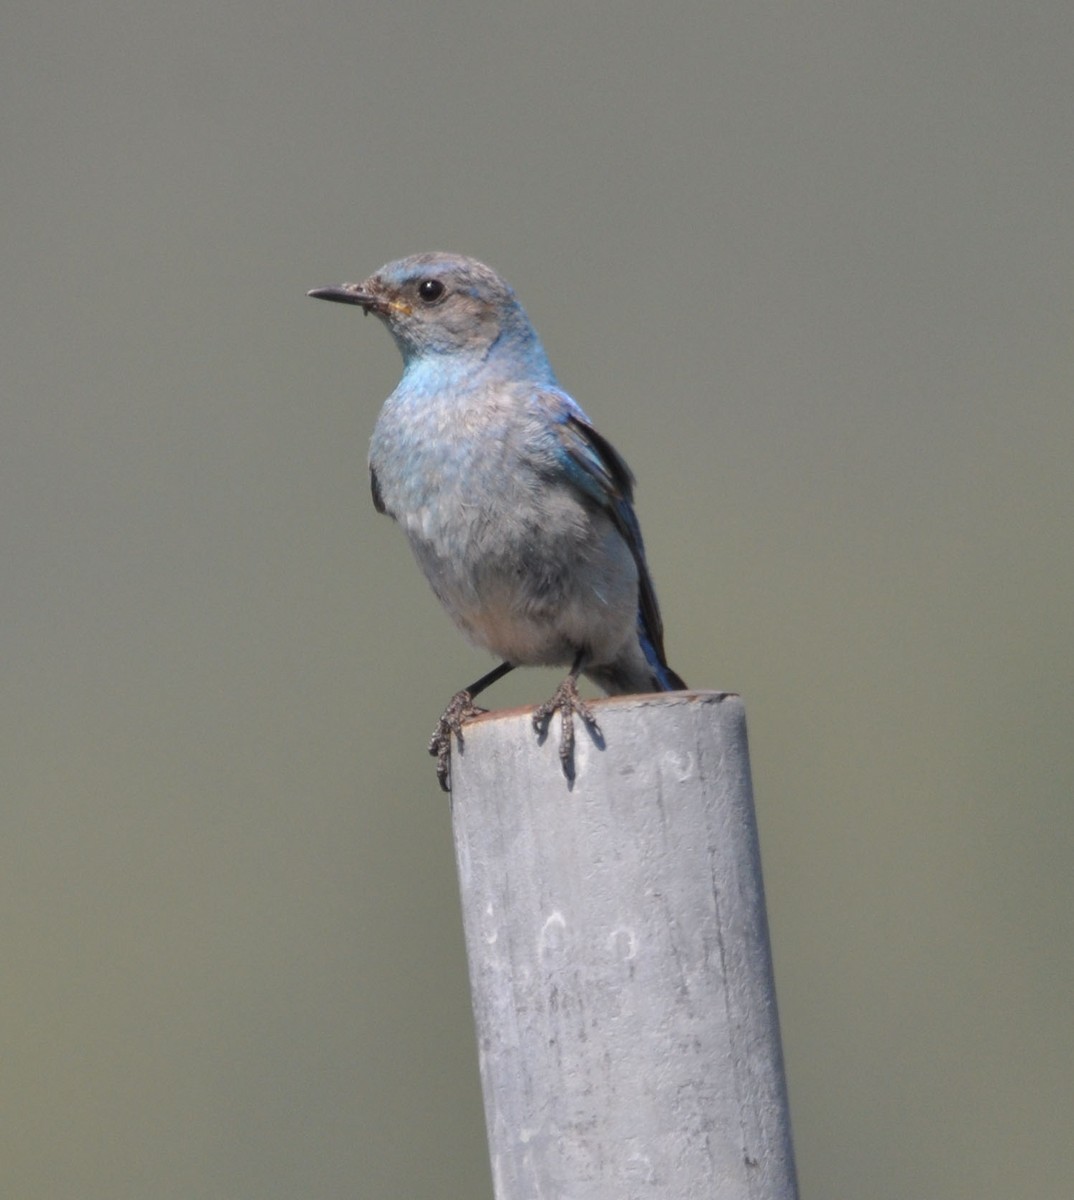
[{"x1": 533, "y1": 389, "x2": 683, "y2": 688}]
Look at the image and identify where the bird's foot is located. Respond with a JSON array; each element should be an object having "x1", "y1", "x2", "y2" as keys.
[
  {"x1": 428, "y1": 690, "x2": 486, "y2": 793},
  {"x1": 532, "y1": 675, "x2": 601, "y2": 781}
]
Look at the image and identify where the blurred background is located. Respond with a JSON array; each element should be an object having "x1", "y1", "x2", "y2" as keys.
[{"x1": 4, "y1": 3, "x2": 1072, "y2": 1197}]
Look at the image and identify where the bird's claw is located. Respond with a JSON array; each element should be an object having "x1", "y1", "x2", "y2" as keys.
[
  {"x1": 428, "y1": 689, "x2": 486, "y2": 792},
  {"x1": 532, "y1": 676, "x2": 601, "y2": 780}
]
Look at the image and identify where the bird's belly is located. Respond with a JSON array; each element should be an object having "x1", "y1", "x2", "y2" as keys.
[{"x1": 403, "y1": 507, "x2": 638, "y2": 669}]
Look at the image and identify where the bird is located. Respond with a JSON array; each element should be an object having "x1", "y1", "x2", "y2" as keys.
[{"x1": 308, "y1": 252, "x2": 685, "y2": 790}]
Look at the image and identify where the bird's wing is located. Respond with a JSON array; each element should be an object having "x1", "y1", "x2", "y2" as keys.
[{"x1": 531, "y1": 388, "x2": 674, "y2": 673}]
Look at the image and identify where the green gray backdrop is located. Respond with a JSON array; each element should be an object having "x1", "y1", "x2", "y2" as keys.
[{"x1": 4, "y1": 3, "x2": 1072, "y2": 1197}]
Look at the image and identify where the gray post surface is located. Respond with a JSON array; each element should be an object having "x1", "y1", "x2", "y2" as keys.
[{"x1": 450, "y1": 691, "x2": 797, "y2": 1200}]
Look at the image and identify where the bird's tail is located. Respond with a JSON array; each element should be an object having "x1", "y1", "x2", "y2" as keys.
[
  {"x1": 585, "y1": 623, "x2": 686, "y2": 696},
  {"x1": 640, "y1": 628, "x2": 687, "y2": 692}
]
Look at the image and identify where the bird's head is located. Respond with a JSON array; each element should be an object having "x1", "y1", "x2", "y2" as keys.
[{"x1": 309, "y1": 252, "x2": 555, "y2": 382}]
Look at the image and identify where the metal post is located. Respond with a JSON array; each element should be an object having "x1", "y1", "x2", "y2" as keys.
[{"x1": 450, "y1": 691, "x2": 798, "y2": 1199}]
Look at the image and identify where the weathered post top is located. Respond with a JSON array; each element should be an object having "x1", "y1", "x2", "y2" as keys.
[{"x1": 450, "y1": 691, "x2": 798, "y2": 1200}]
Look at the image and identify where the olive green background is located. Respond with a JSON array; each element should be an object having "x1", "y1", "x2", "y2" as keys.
[{"x1": 4, "y1": 4, "x2": 1072, "y2": 1197}]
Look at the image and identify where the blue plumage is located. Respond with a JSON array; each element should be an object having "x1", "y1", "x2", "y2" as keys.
[{"x1": 309, "y1": 252, "x2": 684, "y2": 788}]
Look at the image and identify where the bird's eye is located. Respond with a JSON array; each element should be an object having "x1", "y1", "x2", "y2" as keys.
[{"x1": 418, "y1": 278, "x2": 445, "y2": 302}]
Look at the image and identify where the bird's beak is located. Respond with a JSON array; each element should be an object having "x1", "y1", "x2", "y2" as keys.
[{"x1": 307, "y1": 283, "x2": 386, "y2": 314}]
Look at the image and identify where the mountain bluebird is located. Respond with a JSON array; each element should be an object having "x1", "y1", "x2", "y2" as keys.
[{"x1": 309, "y1": 252, "x2": 685, "y2": 789}]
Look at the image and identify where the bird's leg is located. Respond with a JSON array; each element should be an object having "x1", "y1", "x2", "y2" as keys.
[
  {"x1": 532, "y1": 651, "x2": 601, "y2": 781},
  {"x1": 429, "y1": 661, "x2": 515, "y2": 792}
]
